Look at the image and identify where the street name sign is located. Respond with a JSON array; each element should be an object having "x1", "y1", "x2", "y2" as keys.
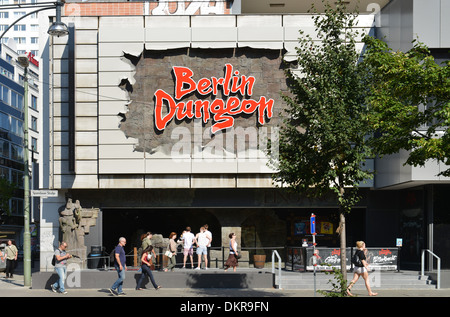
[{"x1": 31, "y1": 190, "x2": 58, "y2": 197}]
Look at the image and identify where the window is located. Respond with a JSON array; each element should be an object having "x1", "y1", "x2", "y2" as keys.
[
  {"x1": 11, "y1": 143, "x2": 23, "y2": 161},
  {"x1": 17, "y1": 94, "x2": 23, "y2": 110},
  {"x1": 0, "y1": 12, "x2": 8, "y2": 18},
  {"x1": 10, "y1": 117, "x2": 23, "y2": 137},
  {"x1": 0, "y1": 166, "x2": 8, "y2": 180},
  {"x1": 31, "y1": 137, "x2": 37, "y2": 153},
  {"x1": 13, "y1": 37, "x2": 26, "y2": 44},
  {"x1": 0, "y1": 66, "x2": 13, "y2": 80},
  {"x1": 10, "y1": 90, "x2": 23, "y2": 110},
  {"x1": 30, "y1": 37, "x2": 38, "y2": 44},
  {"x1": 31, "y1": 116, "x2": 37, "y2": 131},
  {"x1": 0, "y1": 112, "x2": 10, "y2": 130},
  {"x1": 13, "y1": 24, "x2": 26, "y2": 31},
  {"x1": 0, "y1": 25, "x2": 8, "y2": 31},
  {"x1": 30, "y1": 24, "x2": 39, "y2": 31},
  {"x1": 31, "y1": 95, "x2": 37, "y2": 110},
  {"x1": 1, "y1": 85, "x2": 9, "y2": 104},
  {"x1": 13, "y1": 11, "x2": 26, "y2": 17},
  {"x1": 0, "y1": 139, "x2": 9, "y2": 158},
  {"x1": 11, "y1": 198, "x2": 24, "y2": 216}
]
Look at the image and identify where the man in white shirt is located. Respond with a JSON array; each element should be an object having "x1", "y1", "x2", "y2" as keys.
[
  {"x1": 204, "y1": 224, "x2": 212, "y2": 268},
  {"x1": 195, "y1": 226, "x2": 211, "y2": 270},
  {"x1": 182, "y1": 227, "x2": 195, "y2": 269}
]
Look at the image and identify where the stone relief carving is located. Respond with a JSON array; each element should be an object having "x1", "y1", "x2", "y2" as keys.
[{"x1": 59, "y1": 198, "x2": 99, "y2": 267}]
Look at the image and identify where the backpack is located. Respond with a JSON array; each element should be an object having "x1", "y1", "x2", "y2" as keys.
[
  {"x1": 351, "y1": 251, "x2": 362, "y2": 267},
  {"x1": 51, "y1": 254, "x2": 56, "y2": 266},
  {"x1": 110, "y1": 247, "x2": 116, "y2": 265}
]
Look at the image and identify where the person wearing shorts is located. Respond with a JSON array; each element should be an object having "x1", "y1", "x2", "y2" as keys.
[
  {"x1": 195, "y1": 227, "x2": 211, "y2": 270},
  {"x1": 182, "y1": 227, "x2": 195, "y2": 269},
  {"x1": 346, "y1": 241, "x2": 378, "y2": 296}
]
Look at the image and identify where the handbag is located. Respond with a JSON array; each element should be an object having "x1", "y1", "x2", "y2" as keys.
[{"x1": 165, "y1": 242, "x2": 173, "y2": 258}]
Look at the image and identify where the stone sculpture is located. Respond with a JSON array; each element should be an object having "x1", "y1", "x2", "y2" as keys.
[{"x1": 59, "y1": 198, "x2": 99, "y2": 267}]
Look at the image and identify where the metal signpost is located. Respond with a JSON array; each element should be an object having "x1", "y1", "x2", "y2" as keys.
[{"x1": 310, "y1": 213, "x2": 316, "y2": 296}]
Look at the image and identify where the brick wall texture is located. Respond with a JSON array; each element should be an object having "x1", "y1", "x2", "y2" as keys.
[{"x1": 63, "y1": 1, "x2": 231, "y2": 16}]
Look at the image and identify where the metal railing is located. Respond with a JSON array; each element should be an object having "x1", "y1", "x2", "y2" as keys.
[
  {"x1": 271, "y1": 250, "x2": 282, "y2": 289},
  {"x1": 44, "y1": 246, "x2": 287, "y2": 271},
  {"x1": 421, "y1": 249, "x2": 440, "y2": 289}
]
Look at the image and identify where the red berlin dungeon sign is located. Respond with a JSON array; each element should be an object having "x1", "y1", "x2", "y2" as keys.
[{"x1": 153, "y1": 64, "x2": 275, "y2": 133}]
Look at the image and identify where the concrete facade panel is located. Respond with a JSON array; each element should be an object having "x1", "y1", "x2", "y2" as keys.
[
  {"x1": 145, "y1": 158, "x2": 192, "y2": 174},
  {"x1": 76, "y1": 145, "x2": 98, "y2": 160},
  {"x1": 99, "y1": 144, "x2": 145, "y2": 159},
  {"x1": 99, "y1": 159, "x2": 145, "y2": 173},
  {"x1": 99, "y1": 175, "x2": 144, "y2": 188}
]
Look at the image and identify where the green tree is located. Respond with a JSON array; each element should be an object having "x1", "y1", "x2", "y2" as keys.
[
  {"x1": 272, "y1": 0, "x2": 373, "y2": 283},
  {"x1": 362, "y1": 37, "x2": 450, "y2": 176}
]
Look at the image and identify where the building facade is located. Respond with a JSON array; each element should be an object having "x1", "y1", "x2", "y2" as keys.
[
  {"x1": 37, "y1": 0, "x2": 449, "y2": 271},
  {"x1": 0, "y1": 43, "x2": 40, "y2": 248},
  {"x1": 0, "y1": 0, "x2": 55, "y2": 58}
]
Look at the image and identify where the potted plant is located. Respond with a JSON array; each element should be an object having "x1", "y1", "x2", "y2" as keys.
[{"x1": 253, "y1": 253, "x2": 266, "y2": 269}]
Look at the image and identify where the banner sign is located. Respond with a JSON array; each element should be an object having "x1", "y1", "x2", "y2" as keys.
[
  {"x1": 306, "y1": 247, "x2": 351, "y2": 271},
  {"x1": 285, "y1": 247, "x2": 400, "y2": 271},
  {"x1": 154, "y1": 64, "x2": 274, "y2": 134},
  {"x1": 363, "y1": 248, "x2": 399, "y2": 270}
]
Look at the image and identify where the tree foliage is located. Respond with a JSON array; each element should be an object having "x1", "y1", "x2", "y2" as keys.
[
  {"x1": 274, "y1": 0, "x2": 373, "y2": 213},
  {"x1": 272, "y1": 0, "x2": 374, "y2": 282},
  {"x1": 362, "y1": 37, "x2": 450, "y2": 176}
]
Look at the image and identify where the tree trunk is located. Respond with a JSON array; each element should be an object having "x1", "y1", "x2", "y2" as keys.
[{"x1": 339, "y1": 210, "x2": 347, "y2": 283}]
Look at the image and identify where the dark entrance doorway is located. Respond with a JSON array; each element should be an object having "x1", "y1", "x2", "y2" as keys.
[{"x1": 102, "y1": 208, "x2": 221, "y2": 255}]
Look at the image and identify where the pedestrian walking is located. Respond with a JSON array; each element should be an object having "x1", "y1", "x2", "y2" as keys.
[
  {"x1": 136, "y1": 246, "x2": 161, "y2": 290},
  {"x1": 51, "y1": 241, "x2": 72, "y2": 294},
  {"x1": 181, "y1": 227, "x2": 195, "y2": 269},
  {"x1": 224, "y1": 233, "x2": 239, "y2": 272},
  {"x1": 110, "y1": 237, "x2": 127, "y2": 296},
  {"x1": 4, "y1": 240, "x2": 18, "y2": 279},
  {"x1": 346, "y1": 241, "x2": 378, "y2": 296},
  {"x1": 141, "y1": 232, "x2": 153, "y2": 250},
  {"x1": 164, "y1": 232, "x2": 178, "y2": 272},
  {"x1": 195, "y1": 226, "x2": 211, "y2": 270}
]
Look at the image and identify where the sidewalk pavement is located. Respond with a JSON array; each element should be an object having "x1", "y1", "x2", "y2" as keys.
[{"x1": 1, "y1": 272, "x2": 450, "y2": 298}]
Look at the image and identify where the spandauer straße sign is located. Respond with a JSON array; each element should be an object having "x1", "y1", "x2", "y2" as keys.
[{"x1": 153, "y1": 64, "x2": 275, "y2": 134}]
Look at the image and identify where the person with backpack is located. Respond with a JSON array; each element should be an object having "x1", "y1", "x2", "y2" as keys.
[
  {"x1": 346, "y1": 241, "x2": 378, "y2": 297},
  {"x1": 51, "y1": 241, "x2": 72, "y2": 294},
  {"x1": 109, "y1": 237, "x2": 127, "y2": 296}
]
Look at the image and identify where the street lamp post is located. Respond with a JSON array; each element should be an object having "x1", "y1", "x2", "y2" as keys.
[
  {"x1": 16, "y1": 56, "x2": 30, "y2": 287},
  {"x1": 3, "y1": 0, "x2": 69, "y2": 288}
]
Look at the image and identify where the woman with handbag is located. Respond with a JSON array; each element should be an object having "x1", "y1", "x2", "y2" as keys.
[
  {"x1": 164, "y1": 232, "x2": 178, "y2": 272},
  {"x1": 224, "y1": 233, "x2": 239, "y2": 272},
  {"x1": 346, "y1": 241, "x2": 378, "y2": 297},
  {"x1": 136, "y1": 246, "x2": 161, "y2": 290}
]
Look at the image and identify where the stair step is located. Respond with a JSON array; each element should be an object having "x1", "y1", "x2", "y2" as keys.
[{"x1": 274, "y1": 272, "x2": 437, "y2": 290}]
